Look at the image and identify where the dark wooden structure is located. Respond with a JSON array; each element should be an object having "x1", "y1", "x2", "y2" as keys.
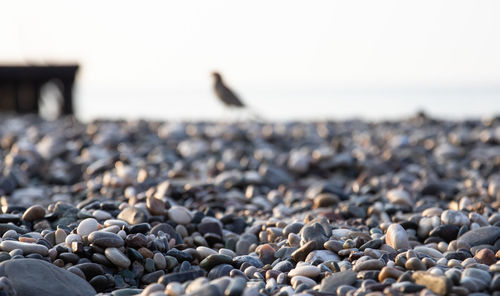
[{"x1": 0, "y1": 65, "x2": 79, "y2": 116}]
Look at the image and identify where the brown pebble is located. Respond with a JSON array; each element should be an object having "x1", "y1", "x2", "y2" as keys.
[
  {"x1": 257, "y1": 244, "x2": 275, "y2": 265},
  {"x1": 22, "y1": 205, "x2": 46, "y2": 222},
  {"x1": 378, "y1": 266, "x2": 404, "y2": 282},
  {"x1": 474, "y1": 248, "x2": 496, "y2": 265},
  {"x1": 18, "y1": 237, "x2": 37, "y2": 243},
  {"x1": 139, "y1": 247, "x2": 154, "y2": 259},
  {"x1": 146, "y1": 196, "x2": 167, "y2": 216}
]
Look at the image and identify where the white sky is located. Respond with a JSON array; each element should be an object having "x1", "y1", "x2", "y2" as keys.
[{"x1": 1, "y1": 1, "x2": 500, "y2": 120}]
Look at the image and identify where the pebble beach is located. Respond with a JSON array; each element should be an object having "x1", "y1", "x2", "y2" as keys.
[{"x1": 0, "y1": 114, "x2": 499, "y2": 296}]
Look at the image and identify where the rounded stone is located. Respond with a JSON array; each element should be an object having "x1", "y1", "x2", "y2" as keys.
[
  {"x1": 21, "y1": 205, "x2": 46, "y2": 222},
  {"x1": 168, "y1": 206, "x2": 193, "y2": 225},
  {"x1": 385, "y1": 223, "x2": 410, "y2": 250},
  {"x1": 153, "y1": 253, "x2": 167, "y2": 270},
  {"x1": 288, "y1": 265, "x2": 321, "y2": 278},
  {"x1": 88, "y1": 231, "x2": 124, "y2": 248},
  {"x1": 0, "y1": 240, "x2": 48, "y2": 256},
  {"x1": 104, "y1": 247, "x2": 131, "y2": 268},
  {"x1": 77, "y1": 218, "x2": 99, "y2": 237},
  {"x1": 387, "y1": 189, "x2": 413, "y2": 207},
  {"x1": 474, "y1": 248, "x2": 496, "y2": 265}
]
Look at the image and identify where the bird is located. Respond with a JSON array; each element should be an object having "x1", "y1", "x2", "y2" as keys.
[{"x1": 211, "y1": 72, "x2": 245, "y2": 108}]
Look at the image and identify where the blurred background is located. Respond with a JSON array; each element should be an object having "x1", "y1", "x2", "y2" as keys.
[{"x1": 1, "y1": 0, "x2": 499, "y2": 121}]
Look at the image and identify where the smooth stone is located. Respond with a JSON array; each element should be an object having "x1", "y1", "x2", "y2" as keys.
[
  {"x1": 141, "y1": 270, "x2": 165, "y2": 284},
  {"x1": 167, "y1": 206, "x2": 192, "y2": 225},
  {"x1": 21, "y1": 205, "x2": 46, "y2": 222},
  {"x1": 153, "y1": 253, "x2": 167, "y2": 270},
  {"x1": 441, "y1": 210, "x2": 470, "y2": 226},
  {"x1": 491, "y1": 273, "x2": 500, "y2": 291},
  {"x1": 474, "y1": 248, "x2": 496, "y2": 265},
  {"x1": 461, "y1": 268, "x2": 492, "y2": 290},
  {"x1": 313, "y1": 193, "x2": 340, "y2": 208},
  {"x1": 146, "y1": 196, "x2": 166, "y2": 216},
  {"x1": 197, "y1": 246, "x2": 218, "y2": 259},
  {"x1": 225, "y1": 276, "x2": 246, "y2": 296},
  {"x1": 207, "y1": 264, "x2": 233, "y2": 280},
  {"x1": 290, "y1": 275, "x2": 316, "y2": 288},
  {"x1": 273, "y1": 261, "x2": 294, "y2": 273},
  {"x1": 324, "y1": 240, "x2": 344, "y2": 253},
  {"x1": 288, "y1": 265, "x2": 321, "y2": 278},
  {"x1": 378, "y1": 266, "x2": 404, "y2": 281},
  {"x1": 157, "y1": 270, "x2": 205, "y2": 285},
  {"x1": 386, "y1": 224, "x2": 410, "y2": 250},
  {"x1": 0, "y1": 240, "x2": 48, "y2": 256},
  {"x1": 429, "y1": 224, "x2": 459, "y2": 242},
  {"x1": 111, "y1": 288, "x2": 143, "y2": 296},
  {"x1": 458, "y1": 226, "x2": 500, "y2": 247},
  {"x1": 88, "y1": 231, "x2": 124, "y2": 247},
  {"x1": 105, "y1": 247, "x2": 131, "y2": 268},
  {"x1": 233, "y1": 255, "x2": 264, "y2": 268},
  {"x1": 200, "y1": 254, "x2": 233, "y2": 270},
  {"x1": 319, "y1": 270, "x2": 357, "y2": 292},
  {"x1": 414, "y1": 246, "x2": 444, "y2": 259},
  {"x1": 353, "y1": 259, "x2": 384, "y2": 271},
  {"x1": 0, "y1": 258, "x2": 95, "y2": 296},
  {"x1": 300, "y1": 223, "x2": 328, "y2": 246},
  {"x1": 405, "y1": 257, "x2": 426, "y2": 270},
  {"x1": 359, "y1": 239, "x2": 383, "y2": 251},
  {"x1": 117, "y1": 207, "x2": 148, "y2": 225},
  {"x1": 305, "y1": 250, "x2": 340, "y2": 263},
  {"x1": 76, "y1": 218, "x2": 99, "y2": 237},
  {"x1": 387, "y1": 189, "x2": 413, "y2": 207},
  {"x1": 412, "y1": 271, "x2": 452, "y2": 296},
  {"x1": 73, "y1": 263, "x2": 105, "y2": 280}
]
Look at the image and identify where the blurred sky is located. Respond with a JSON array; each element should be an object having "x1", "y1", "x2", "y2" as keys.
[{"x1": 1, "y1": 0, "x2": 500, "y2": 120}]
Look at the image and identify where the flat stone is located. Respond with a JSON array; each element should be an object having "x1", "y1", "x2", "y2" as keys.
[
  {"x1": 385, "y1": 223, "x2": 410, "y2": 250},
  {"x1": 88, "y1": 231, "x2": 124, "y2": 248},
  {"x1": 0, "y1": 240, "x2": 48, "y2": 256},
  {"x1": 0, "y1": 258, "x2": 95, "y2": 296},
  {"x1": 319, "y1": 270, "x2": 356, "y2": 293},
  {"x1": 458, "y1": 226, "x2": 500, "y2": 247},
  {"x1": 288, "y1": 265, "x2": 320, "y2": 278},
  {"x1": 200, "y1": 254, "x2": 233, "y2": 270},
  {"x1": 414, "y1": 246, "x2": 444, "y2": 259},
  {"x1": 21, "y1": 205, "x2": 46, "y2": 222},
  {"x1": 105, "y1": 247, "x2": 131, "y2": 268}
]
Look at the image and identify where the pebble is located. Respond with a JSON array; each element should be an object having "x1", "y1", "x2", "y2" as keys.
[
  {"x1": 168, "y1": 206, "x2": 193, "y2": 225},
  {"x1": 386, "y1": 223, "x2": 410, "y2": 250},
  {"x1": 105, "y1": 247, "x2": 131, "y2": 268},
  {"x1": 0, "y1": 240, "x2": 48, "y2": 256},
  {"x1": 288, "y1": 265, "x2": 321, "y2": 278},
  {"x1": 0, "y1": 258, "x2": 96, "y2": 296},
  {"x1": 0, "y1": 115, "x2": 498, "y2": 296},
  {"x1": 77, "y1": 218, "x2": 99, "y2": 237},
  {"x1": 88, "y1": 231, "x2": 124, "y2": 247},
  {"x1": 21, "y1": 205, "x2": 46, "y2": 221}
]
